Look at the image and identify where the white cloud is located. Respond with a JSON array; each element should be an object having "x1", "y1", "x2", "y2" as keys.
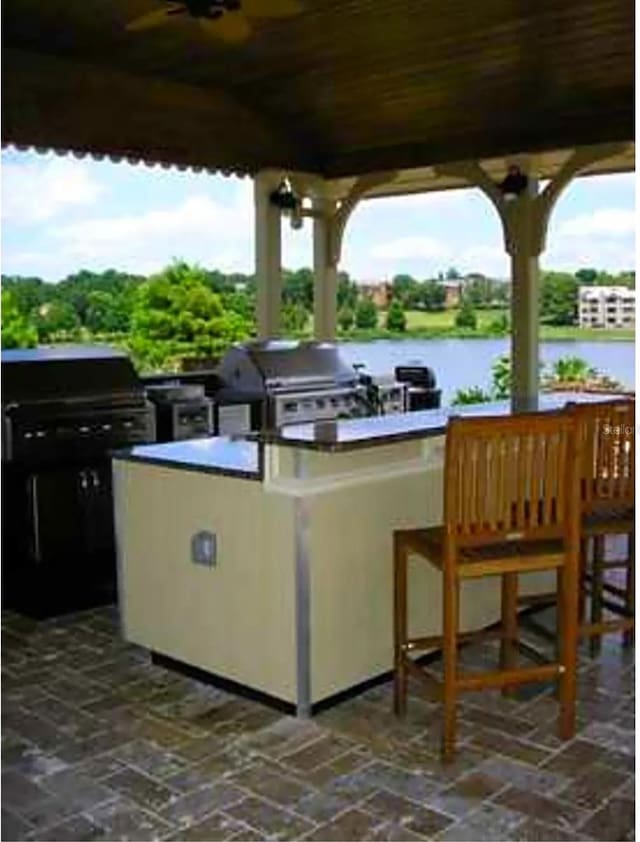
[
  {"x1": 1, "y1": 155, "x2": 103, "y2": 223},
  {"x1": 545, "y1": 238, "x2": 635, "y2": 273},
  {"x1": 456, "y1": 245, "x2": 509, "y2": 277},
  {"x1": 558, "y1": 209, "x2": 635, "y2": 238},
  {"x1": 371, "y1": 236, "x2": 449, "y2": 260},
  {"x1": 43, "y1": 185, "x2": 255, "y2": 276}
]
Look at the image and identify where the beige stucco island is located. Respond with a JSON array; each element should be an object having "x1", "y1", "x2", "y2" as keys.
[{"x1": 113, "y1": 393, "x2": 607, "y2": 716}]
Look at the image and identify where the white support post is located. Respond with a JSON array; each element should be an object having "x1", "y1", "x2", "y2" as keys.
[
  {"x1": 312, "y1": 196, "x2": 338, "y2": 341},
  {"x1": 509, "y1": 177, "x2": 540, "y2": 412},
  {"x1": 254, "y1": 171, "x2": 282, "y2": 339},
  {"x1": 307, "y1": 172, "x2": 397, "y2": 343},
  {"x1": 435, "y1": 144, "x2": 627, "y2": 411}
]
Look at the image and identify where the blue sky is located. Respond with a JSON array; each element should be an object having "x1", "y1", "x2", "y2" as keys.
[{"x1": 1, "y1": 148, "x2": 635, "y2": 282}]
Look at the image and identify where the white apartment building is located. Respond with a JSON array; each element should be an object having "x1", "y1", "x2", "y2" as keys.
[{"x1": 578, "y1": 286, "x2": 635, "y2": 329}]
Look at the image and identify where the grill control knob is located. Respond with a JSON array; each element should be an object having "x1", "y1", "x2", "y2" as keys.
[
  {"x1": 79, "y1": 425, "x2": 90, "y2": 433},
  {"x1": 102, "y1": 423, "x2": 112, "y2": 431}
]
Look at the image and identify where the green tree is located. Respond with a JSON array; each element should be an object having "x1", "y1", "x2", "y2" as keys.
[
  {"x1": 575, "y1": 268, "x2": 598, "y2": 286},
  {"x1": 282, "y1": 302, "x2": 309, "y2": 334},
  {"x1": 338, "y1": 306, "x2": 354, "y2": 332},
  {"x1": 386, "y1": 299, "x2": 407, "y2": 332},
  {"x1": 422, "y1": 280, "x2": 446, "y2": 311},
  {"x1": 454, "y1": 299, "x2": 477, "y2": 330},
  {"x1": 35, "y1": 301, "x2": 80, "y2": 340},
  {"x1": 337, "y1": 272, "x2": 358, "y2": 311},
  {"x1": 391, "y1": 274, "x2": 421, "y2": 308},
  {"x1": 1, "y1": 290, "x2": 38, "y2": 349},
  {"x1": 540, "y1": 271, "x2": 577, "y2": 325},
  {"x1": 355, "y1": 297, "x2": 378, "y2": 329},
  {"x1": 283, "y1": 268, "x2": 314, "y2": 310},
  {"x1": 1, "y1": 275, "x2": 51, "y2": 317},
  {"x1": 129, "y1": 261, "x2": 251, "y2": 371},
  {"x1": 446, "y1": 266, "x2": 461, "y2": 280},
  {"x1": 86, "y1": 290, "x2": 130, "y2": 333}
]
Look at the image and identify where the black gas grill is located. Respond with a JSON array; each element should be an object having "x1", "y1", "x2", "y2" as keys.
[{"x1": 2, "y1": 346, "x2": 155, "y2": 617}]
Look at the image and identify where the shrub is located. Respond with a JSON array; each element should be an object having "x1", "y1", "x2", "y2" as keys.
[
  {"x1": 454, "y1": 300, "x2": 477, "y2": 330},
  {"x1": 355, "y1": 297, "x2": 378, "y2": 329},
  {"x1": 385, "y1": 299, "x2": 407, "y2": 332},
  {"x1": 338, "y1": 306, "x2": 354, "y2": 332},
  {"x1": 488, "y1": 312, "x2": 509, "y2": 335},
  {"x1": 452, "y1": 387, "x2": 493, "y2": 406}
]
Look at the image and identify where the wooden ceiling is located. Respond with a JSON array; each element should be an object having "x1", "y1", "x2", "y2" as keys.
[{"x1": 2, "y1": 0, "x2": 635, "y2": 178}]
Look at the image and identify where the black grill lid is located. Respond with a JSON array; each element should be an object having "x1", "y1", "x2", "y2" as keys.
[{"x1": 1, "y1": 345, "x2": 144, "y2": 405}]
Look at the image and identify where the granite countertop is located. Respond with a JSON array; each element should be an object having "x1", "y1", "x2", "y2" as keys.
[
  {"x1": 112, "y1": 392, "x2": 631, "y2": 473},
  {"x1": 259, "y1": 391, "x2": 630, "y2": 452},
  {"x1": 113, "y1": 436, "x2": 263, "y2": 479}
]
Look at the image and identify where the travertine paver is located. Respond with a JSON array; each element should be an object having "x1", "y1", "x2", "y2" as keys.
[{"x1": 1, "y1": 602, "x2": 634, "y2": 841}]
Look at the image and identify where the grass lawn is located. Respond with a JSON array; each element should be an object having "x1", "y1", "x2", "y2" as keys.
[
  {"x1": 402, "y1": 308, "x2": 506, "y2": 331},
  {"x1": 383, "y1": 309, "x2": 634, "y2": 341}
]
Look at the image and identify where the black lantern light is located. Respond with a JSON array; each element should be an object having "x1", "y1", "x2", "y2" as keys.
[
  {"x1": 498, "y1": 165, "x2": 528, "y2": 200},
  {"x1": 269, "y1": 179, "x2": 300, "y2": 212}
]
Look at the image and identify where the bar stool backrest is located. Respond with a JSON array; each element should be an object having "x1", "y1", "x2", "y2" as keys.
[
  {"x1": 569, "y1": 400, "x2": 635, "y2": 515},
  {"x1": 443, "y1": 411, "x2": 579, "y2": 552}
]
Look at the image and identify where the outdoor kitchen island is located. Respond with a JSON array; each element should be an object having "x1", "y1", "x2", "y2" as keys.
[{"x1": 113, "y1": 393, "x2": 613, "y2": 716}]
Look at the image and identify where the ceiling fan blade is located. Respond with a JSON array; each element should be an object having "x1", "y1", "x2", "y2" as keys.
[
  {"x1": 241, "y1": 0, "x2": 302, "y2": 18},
  {"x1": 126, "y1": 8, "x2": 175, "y2": 31},
  {"x1": 199, "y1": 13, "x2": 251, "y2": 42}
]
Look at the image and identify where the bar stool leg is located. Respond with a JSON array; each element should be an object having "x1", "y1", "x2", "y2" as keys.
[
  {"x1": 623, "y1": 530, "x2": 635, "y2": 648},
  {"x1": 442, "y1": 564, "x2": 459, "y2": 762},
  {"x1": 578, "y1": 538, "x2": 588, "y2": 627},
  {"x1": 500, "y1": 572, "x2": 518, "y2": 697},
  {"x1": 557, "y1": 560, "x2": 578, "y2": 741},
  {"x1": 393, "y1": 534, "x2": 408, "y2": 717},
  {"x1": 590, "y1": 535, "x2": 605, "y2": 657}
]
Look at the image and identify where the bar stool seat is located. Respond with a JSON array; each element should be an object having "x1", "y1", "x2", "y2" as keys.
[
  {"x1": 399, "y1": 527, "x2": 566, "y2": 576},
  {"x1": 583, "y1": 506, "x2": 634, "y2": 534}
]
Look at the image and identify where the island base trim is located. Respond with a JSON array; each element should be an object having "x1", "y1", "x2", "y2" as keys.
[
  {"x1": 294, "y1": 493, "x2": 312, "y2": 717},
  {"x1": 150, "y1": 651, "x2": 296, "y2": 715}
]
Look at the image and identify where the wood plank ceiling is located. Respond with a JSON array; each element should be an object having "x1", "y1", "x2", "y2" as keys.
[{"x1": 2, "y1": 0, "x2": 634, "y2": 177}]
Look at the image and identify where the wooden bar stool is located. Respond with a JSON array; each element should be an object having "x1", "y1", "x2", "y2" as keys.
[
  {"x1": 393, "y1": 411, "x2": 581, "y2": 761},
  {"x1": 570, "y1": 399, "x2": 635, "y2": 654}
]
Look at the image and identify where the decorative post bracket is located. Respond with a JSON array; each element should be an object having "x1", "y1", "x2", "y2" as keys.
[{"x1": 435, "y1": 143, "x2": 628, "y2": 256}]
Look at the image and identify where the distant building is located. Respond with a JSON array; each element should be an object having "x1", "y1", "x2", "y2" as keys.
[
  {"x1": 578, "y1": 286, "x2": 635, "y2": 329},
  {"x1": 442, "y1": 281, "x2": 462, "y2": 309},
  {"x1": 358, "y1": 281, "x2": 392, "y2": 308}
]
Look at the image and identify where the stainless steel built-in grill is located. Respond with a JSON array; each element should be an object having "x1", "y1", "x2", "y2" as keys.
[
  {"x1": 216, "y1": 340, "x2": 366, "y2": 429},
  {"x1": 1, "y1": 345, "x2": 155, "y2": 617}
]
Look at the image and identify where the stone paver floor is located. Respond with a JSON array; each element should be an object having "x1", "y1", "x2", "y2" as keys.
[{"x1": 2, "y1": 606, "x2": 634, "y2": 841}]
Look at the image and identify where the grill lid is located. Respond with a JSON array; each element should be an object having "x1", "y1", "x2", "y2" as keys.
[
  {"x1": 1, "y1": 345, "x2": 145, "y2": 406},
  {"x1": 217, "y1": 340, "x2": 357, "y2": 393}
]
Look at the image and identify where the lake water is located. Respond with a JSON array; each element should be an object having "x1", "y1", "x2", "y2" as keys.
[{"x1": 338, "y1": 338, "x2": 635, "y2": 404}]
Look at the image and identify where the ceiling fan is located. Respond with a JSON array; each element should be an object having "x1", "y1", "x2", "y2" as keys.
[{"x1": 126, "y1": 0, "x2": 302, "y2": 43}]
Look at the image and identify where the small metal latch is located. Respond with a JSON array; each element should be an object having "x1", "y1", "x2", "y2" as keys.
[{"x1": 191, "y1": 531, "x2": 217, "y2": 568}]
